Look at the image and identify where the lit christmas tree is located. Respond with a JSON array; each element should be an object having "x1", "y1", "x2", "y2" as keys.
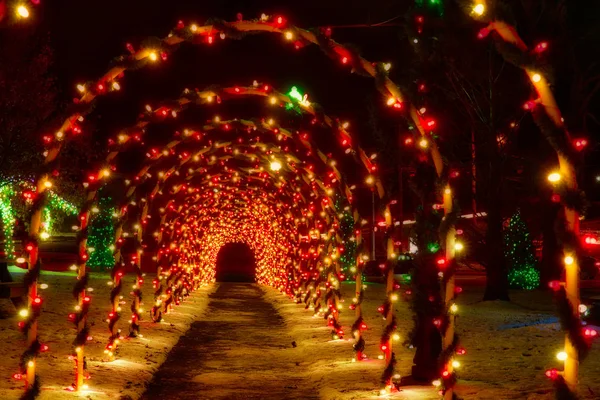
[
  {"x1": 335, "y1": 196, "x2": 356, "y2": 279},
  {"x1": 87, "y1": 196, "x2": 115, "y2": 270},
  {"x1": 504, "y1": 210, "x2": 540, "y2": 290}
]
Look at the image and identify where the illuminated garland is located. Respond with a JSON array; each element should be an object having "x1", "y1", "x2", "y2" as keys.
[
  {"x1": 467, "y1": 2, "x2": 597, "y2": 397},
  {"x1": 24, "y1": 13, "x2": 458, "y2": 397}
]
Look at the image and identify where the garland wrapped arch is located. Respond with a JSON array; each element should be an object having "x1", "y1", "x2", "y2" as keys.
[
  {"x1": 64, "y1": 81, "x2": 375, "y2": 380},
  {"x1": 467, "y1": 2, "x2": 596, "y2": 398},
  {"x1": 25, "y1": 15, "x2": 459, "y2": 397},
  {"x1": 69, "y1": 109, "x2": 366, "y2": 385}
]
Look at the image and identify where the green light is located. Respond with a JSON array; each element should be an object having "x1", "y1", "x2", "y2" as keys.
[
  {"x1": 504, "y1": 210, "x2": 540, "y2": 290},
  {"x1": 427, "y1": 242, "x2": 440, "y2": 253},
  {"x1": 0, "y1": 185, "x2": 16, "y2": 258},
  {"x1": 0, "y1": 182, "x2": 77, "y2": 259},
  {"x1": 334, "y1": 196, "x2": 356, "y2": 279},
  {"x1": 288, "y1": 86, "x2": 303, "y2": 102},
  {"x1": 87, "y1": 196, "x2": 115, "y2": 270}
]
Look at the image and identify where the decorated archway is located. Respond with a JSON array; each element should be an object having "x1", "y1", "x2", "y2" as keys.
[{"x1": 15, "y1": 14, "x2": 462, "y2": 400}]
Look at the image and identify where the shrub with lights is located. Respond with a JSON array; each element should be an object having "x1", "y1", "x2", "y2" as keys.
[
  {"x1": 504, "y1": 210, "x2": 540, "y2": 290},
  {"x1": 87, "y1": 196, "x2": 116, "y2": 270}
]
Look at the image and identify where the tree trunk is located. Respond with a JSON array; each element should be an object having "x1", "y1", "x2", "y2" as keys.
[
  {"x1": 411, "y1": 258, "x2": 443, "y2": 380},
  {"x1": 540, "y1": 202, "x2": 562, "y2": 287},
  {"x1": 483, "y1": 152, "x2": 510, "y2": 301}
]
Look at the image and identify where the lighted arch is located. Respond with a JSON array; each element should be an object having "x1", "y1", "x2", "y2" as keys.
[
  {"x1": 22, "y1": 17, "x2": 458, "y2": 397},
  {"x1": 87, "y1": 116, "x2": 362, "y2": 369}
]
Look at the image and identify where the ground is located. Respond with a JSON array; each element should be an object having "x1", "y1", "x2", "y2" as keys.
[{"x1": 0, "y1": 267, "x2": 599, "y2": 399}]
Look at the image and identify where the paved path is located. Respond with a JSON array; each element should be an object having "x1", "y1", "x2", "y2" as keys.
[{"x1": 141, "y1": 283, "x2": 318, "y2": 400}]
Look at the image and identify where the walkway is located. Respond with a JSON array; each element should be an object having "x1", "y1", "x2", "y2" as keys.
[{"x1": 141, "y1": 283, "x2": 319, "y2": 400}]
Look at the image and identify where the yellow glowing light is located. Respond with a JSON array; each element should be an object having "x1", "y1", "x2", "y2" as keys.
[
  {"x1": 27, "y1": 361, "x2": 34, "y2": 368},
  {"x1": 392, "y1": 333, "x2": 400, "y2": 341},
  {"x1": 452, "y1": 360, "x2": 461, "y2": 368},
  {"x1": 532, "y1": 73, "x2": 542, "y2": 83},
  {"x1": 365, "y1": 175, "x2": 375, "y2": 186},
  {"x1": 101, "y1": 169, "x2": 111, "y2": 178},
  {"x1": 19, "y1": 309, "x2": 29, "y2": 318},
  {"x1": 112, "y1": 82, "x2": 121, "y2": 91},
  {"x1": 383, "y1": 63, "x2": 392, "y2": 71},
  {"x1": 432, "y1": 379, "x2": 442, "y2": 387},
  {"x1": 472, "y1": 3, "x2": 485, "y2": 16},
  {"x1": 77, "y1": 84, "x2": 86, "y2": 93},
  {"x1": 16, "y1": 257, "x2": 26, "y2": 264},
  {"x1": 43, "y1": 180, "x2": 52, "y2": 188},
  {"x1": 40, "y1": 232, "x2": 50, "y2": 240},
  {"x1": 454, "y1": 242, "x2": 464, "y2": 251},
  {"x1": 564, "y1": 255, "x2": 574, "y2": 265},
  {"x1": 390, "y1": 293, "x2": 399, "y2": 302},
  {"x1": 547, "y1": 172, "x2": 561, "y2": 183},
  {"x1": 190, "y1": 24, "x2": 198, "y2": 32},
  {"x1": 16, "y1": 5, "x2": 30, "y2": 18},
  {"x1": 419, "y1": 138, "x2": 429, "y2": 148},
  {"x1": 557, "y1": 351, "x2": 568, "y2": 361},
  {"x1": 386, "y1": 97, "x2": 396, "y2": 106},
  {"x1": 270, "y1": 160, "x2": 282, "y2": 171},
  {"x1": 270, "y1": 96, "x2": 278, "y2": 105},
  {"x1": 148, "y1": 52, "x2": 159, "y2": 62},
  {"x1": 284, "y1": 31, "x2": 294, "y2": 40},
  {"x1": 450, "y1": 303, "x2": 458, "y2": 313}
]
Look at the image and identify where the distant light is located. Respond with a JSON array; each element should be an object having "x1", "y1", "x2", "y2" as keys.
[
  {"x1": 16, "y1": 5, "x2": 30, "y2": 18},
  {"x1": 473, "y1": 3, "x2": 485, "y2": 16},
  {"x1": 454, "y1": 242, "x2": 464, "y2": 251},
  {"x1": 40, "y1": 232, "x2": 50, "y2": 240},
  {"x1": 532, "y1": 73, "x2": 542, "y2": 83},
  {"x1": 547, "y1": 172, "x2": 561, "y2": 183},
  {"x1": 270, "y1": 161, "x2": 282, "y2": 171},
  {"x1": 556, "y1": 351, "x2": 568, "y2": 361},
  {"x1": 365, "y1": 175, "x2": 375, "y2": 186},
  {"x1": 148, "y1": 52, "x2": 158, "y2": 62},
  {"x1": 564, "y1": 255, "x2": 574, "y2": 265}
]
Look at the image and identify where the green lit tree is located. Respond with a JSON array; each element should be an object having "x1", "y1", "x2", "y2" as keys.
[
  {"x1": 335, "y1": 196, "x2": 356, "y2": 279},
  {"x1": 87, "y1": 196, "x2": 115, "y2": 270},
  {"x1": 504, "y1": 210, "x2": 540, "y2": 290}
]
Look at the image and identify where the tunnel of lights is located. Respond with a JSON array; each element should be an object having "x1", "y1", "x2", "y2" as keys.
[
  {"x1": 17, "y1": 15, "x2": 463, "y2": 399},
  {"x1": 5, "y1": 5, "x2": 595, "y2": 400}
]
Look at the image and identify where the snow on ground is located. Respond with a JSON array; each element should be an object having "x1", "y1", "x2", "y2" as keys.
[
  {"x1": 1, "y1": 267, "x2": 599, "y2": 400},
  {"x1": 266, "y1": 282, "x2": 600, "y2": 400},
  {"x1": 0, "y1": 266, "x2": 214, "y2": 400}
]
